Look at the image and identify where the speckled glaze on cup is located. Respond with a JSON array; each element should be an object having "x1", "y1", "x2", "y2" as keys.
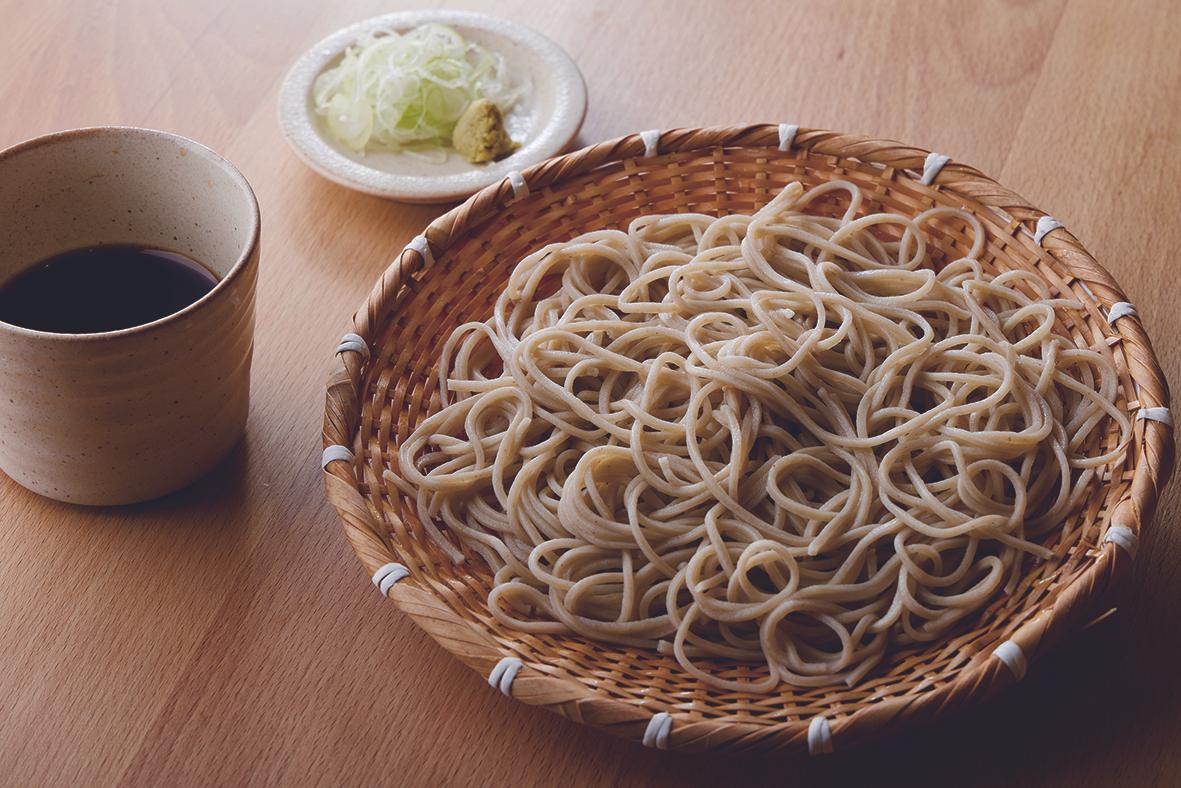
[{"x1": 0, "y1": 127, "x2": 259, "y2": 505}]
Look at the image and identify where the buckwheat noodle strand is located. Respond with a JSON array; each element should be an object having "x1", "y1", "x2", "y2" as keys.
[{"x1": 392, "y1": 181, "x2": 1130, "y2": 690}]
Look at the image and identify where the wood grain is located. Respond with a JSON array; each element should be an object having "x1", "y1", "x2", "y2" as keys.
[{"x1": 0, "y1": 0, "x2": 1176, "y2": 784}]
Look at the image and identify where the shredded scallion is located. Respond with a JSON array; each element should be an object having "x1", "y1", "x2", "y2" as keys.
[{"x1": 313, "y1": 23, "x2": 526, "y2": 155}]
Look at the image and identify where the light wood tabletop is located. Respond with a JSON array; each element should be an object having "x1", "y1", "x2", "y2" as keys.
[{"x1": 1, "y1": 0, "x2": 1178, "y2": 785}]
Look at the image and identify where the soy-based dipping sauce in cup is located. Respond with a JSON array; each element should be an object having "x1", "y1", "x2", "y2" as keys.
[
  {"x1": 0, "y1": 126, "x2": 260, "y2": 505},
  {"x1": 0, "y1": 245, "x2": 218, "y2": 334}
]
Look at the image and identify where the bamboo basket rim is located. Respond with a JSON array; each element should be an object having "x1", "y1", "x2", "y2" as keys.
[{"x1": 322, "y1": 125, "x2": 1174, "y2": 755}]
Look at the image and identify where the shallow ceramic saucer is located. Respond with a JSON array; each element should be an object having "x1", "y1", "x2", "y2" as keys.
[{"x1": 278, "y1": 10, "x2": 587, "y2": 204}]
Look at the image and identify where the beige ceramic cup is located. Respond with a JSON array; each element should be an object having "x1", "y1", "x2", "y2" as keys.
[{"x1": 0, "y1": 127, "x2": 259, "y2": 505}]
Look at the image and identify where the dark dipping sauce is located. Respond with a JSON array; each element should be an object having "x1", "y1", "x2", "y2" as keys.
[{"x1": 0, "y1": 245, "x2": 218, "y2": 334}]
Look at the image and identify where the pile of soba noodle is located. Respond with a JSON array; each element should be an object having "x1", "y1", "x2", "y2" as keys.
[{"x1": 392, "y1": 181, "x2": 1130, "y2": 690}]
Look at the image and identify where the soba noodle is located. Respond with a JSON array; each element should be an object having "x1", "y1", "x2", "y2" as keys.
[{"x1": 392, "y1": 181, "x2": 1130, "y2": 689}]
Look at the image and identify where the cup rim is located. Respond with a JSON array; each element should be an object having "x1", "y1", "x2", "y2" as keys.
[{"x1": 0, "y1": 126, "x2": 261, "y2": 342}]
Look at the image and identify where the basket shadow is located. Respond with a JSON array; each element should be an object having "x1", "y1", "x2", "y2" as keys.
[{"x1": 626, "y1": 551, "x2": 1181, "y2": 785}]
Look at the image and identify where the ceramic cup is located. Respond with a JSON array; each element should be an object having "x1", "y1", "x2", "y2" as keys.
[{"x1": 0, "y1": 127, "x2": 260, "y2": 505}]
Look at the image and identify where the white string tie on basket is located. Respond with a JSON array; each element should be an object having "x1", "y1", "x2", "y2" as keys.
[
  {"x1": 1103, "y1": 525, "x2": 1139, "y2": 559},
  {"x1": 640, "y1": 129, "x2": 661, "y2": 158},
  {"x1": 991, "y1": 640, "x2": 1028, "y2": 681},
  {"x1": 1137, "y1": 407, "x2": 1172, "y2": 426},
  {"x1": 371, "y1": 562, "x2": 410, "y2": 596},
  {"x1": 777, "y1": 123, "x2": 799, "y2": 151},
  {"x1": 920, "y1": 152, "x2": 950, "y2": 186},
  {"x1": 642, "y1": 712, "x2": 672, "y2": 749},
  {"x1": 1106, "y1": 302, "x2": 1139, "y2": 324},
  {"x1": 807, "y1": 716, "x2": 833, "y2": 755},
  {"x1": 405, "y1": 234, "x2": 434, "y2": 266},
  {"x1": 1033, "y1": 216, "x2": 1063, "y2": 246},
  {"x1": 488, "y1": 657, "x2": 524, "y2": 697},
  {"x1": 321, "y1": 445, "x2": 354, "y2": 469},
  {"x1": 335, "y1": 332, "x2": 368, "y2": 358},
  {"x1": 506, "y1": 170, "x2": 529, "y2": 199}
]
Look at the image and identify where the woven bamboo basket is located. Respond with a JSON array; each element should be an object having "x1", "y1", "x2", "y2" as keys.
[{"x1": 322, "y1": 125, "x2": 1174, "y2": 755}]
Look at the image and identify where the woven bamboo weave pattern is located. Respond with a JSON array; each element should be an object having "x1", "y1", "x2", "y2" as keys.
[{"x1": 323, "y1": 125, "x2": 1173, "y2": 755}]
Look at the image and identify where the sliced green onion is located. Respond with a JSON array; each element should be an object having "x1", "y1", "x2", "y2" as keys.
[{"x1": 313, "y1": 23, "x2": 527, "y2": 154}]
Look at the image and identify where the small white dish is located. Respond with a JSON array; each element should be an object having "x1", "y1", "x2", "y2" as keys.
[{"x1": 278, "y1": 10, "x2": 587, "y2": 204}]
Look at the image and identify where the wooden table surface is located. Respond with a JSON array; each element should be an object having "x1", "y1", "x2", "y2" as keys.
[{"x1": 2, "y1": 0, "x2": 1178, "y2": 785}]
